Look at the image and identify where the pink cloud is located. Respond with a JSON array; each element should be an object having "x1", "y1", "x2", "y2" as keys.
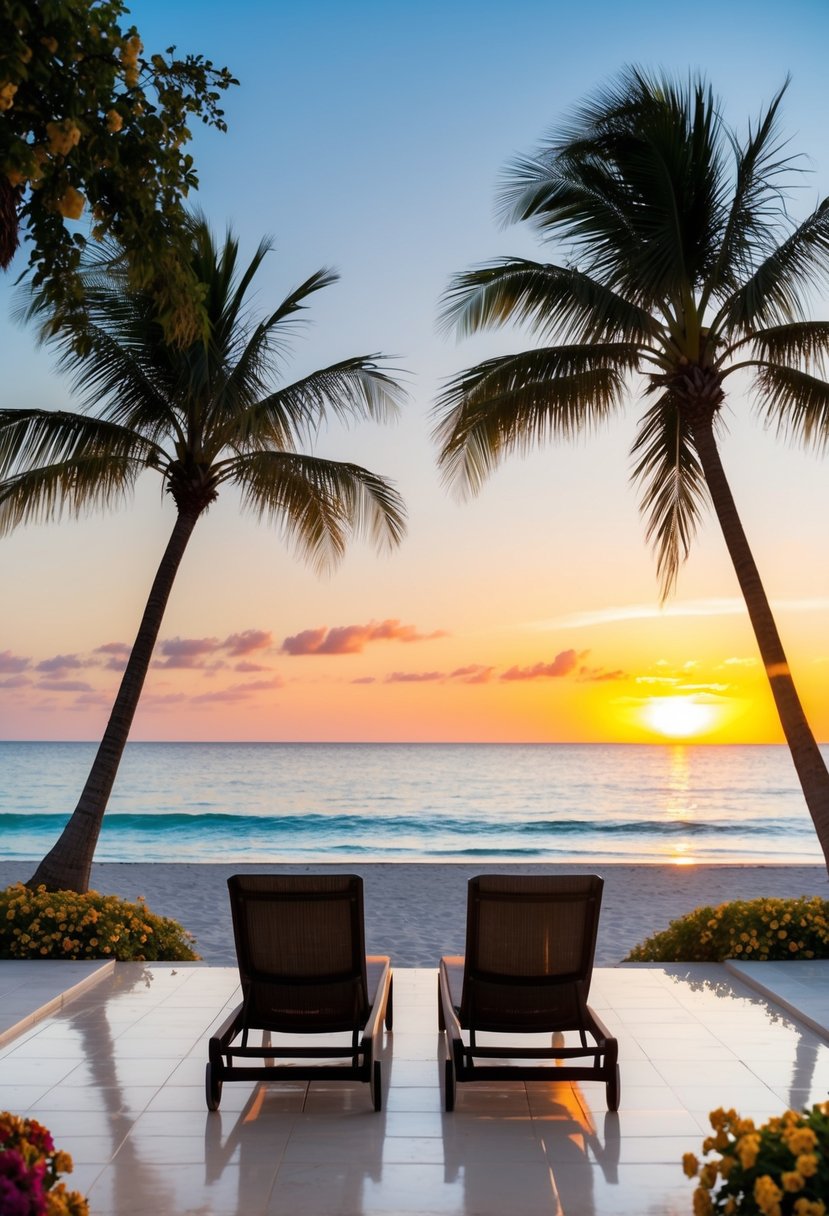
[
  {"x1": 449, "y1": 665, "x2": 494, "y2": 684},
  {"x1": 577, "y1": 666, "x2": 627, "y2": 683},
  {"x1": 0, "y1": 674, "x2": 30, "y2": 689},
  {"x1": 234, "y1": 661, "x2": 269, "y2": 673},
  {"x1": 282, "y1": 620, "x2": 446, "y2": 656},
  {"x1": 37, "y1": 679, "x2": 94, "y2": 693},
  {"x1": 36, "y1": 653, "x2": 84, "y2": 674},
  {"x1": 386, "y1": 671, "x2": 444, "y2": 683},
  {"x1": 0, "y1": 650, "x2": 30, "y2": 673},
  {"x1": 95, "y1": 642, "x2": 131, "y2": 671},
  {"x1": 156, "y1": 637, "x2": 220, "y2": 668},
  {"x1": 351, "y1": 676, "x2": 377, "y2": 685},
  {"x1": 192, "y1": 677, "x2": 283, "y2": 704},
  {"x1": 500, "y1": 650, "x2": 586, "y2": 682},
  {"x1": 222, "y1": 630, "x2": 272, "y2": 656}
]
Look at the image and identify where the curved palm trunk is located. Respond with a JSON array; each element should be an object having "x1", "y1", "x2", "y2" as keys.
[
  {"x1": 691, "y1": 416, "x2": 829, "y2": 872},
  {"x1": 27, "y1": 508, "x2": 202, "y2": 893}
]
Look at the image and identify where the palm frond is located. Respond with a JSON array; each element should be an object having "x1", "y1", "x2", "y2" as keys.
[
  {"x1": 0, "y1": 454, "x2": 143, "y2": 535},
  {"x1": 498, "y1": 68, "x2": 731, "y2": 304},
  {"x1": 728, "y1": 321, "x2": 829, "y2": 371},
  {"x1": 703, "y1": 80, "x2": 794, "y2": 304},
  {"x1": 434, "y1": 345, "x2": 635, "y2": 495},
  {"x1": 717, "y1": 199, "x2": 829, "y2": 333},
  {"x1": 752, "y1": 364, "x2": 829, "y2": 452},
  {"x1": 0, "y1": 409, "x2": 161, "y2": 478},
  {"x1": 439, "y1": 259, "x2": 660, "y2": 346},
  {"x1": 227, "y1": 451, "x2": 406, "y2": 572},
  {"x1": 631, "y1": 391, "x2": 710, "y2": 597},
  {"x1": 228, "y1": 357, "x2": 406, "y2": 454}
]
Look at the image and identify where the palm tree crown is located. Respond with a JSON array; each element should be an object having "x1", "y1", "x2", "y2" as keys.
[
  {"x1": 434, "y1": 68, "x2": 829, "y2": 865},
  {"x1": 0, "y1": 217, "x2": 406, "y2": 891}
]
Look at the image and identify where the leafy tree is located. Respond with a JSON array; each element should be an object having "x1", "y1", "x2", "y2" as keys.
[
  {"x1": 0, "y1": 218, "x2": 407, "y2": 892},
  {"x1": 434, "y1": 69, "x2": 829, "y2": 867},
  {"x1": 0, "y1": 0, "x2": 236, "y2": 344}
]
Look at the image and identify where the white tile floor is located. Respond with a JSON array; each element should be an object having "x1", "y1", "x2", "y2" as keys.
[{"x1": 2, "y1": 962, "x2": 829, "y2": 1215}]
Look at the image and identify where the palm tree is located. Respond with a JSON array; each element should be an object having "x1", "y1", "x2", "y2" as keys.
[
  {"x1": 434, "y1": 69, "x2": 829, "y2": 869},
  {"x1": 0, "y1": 218, "x2": 406, "y2": 892}
]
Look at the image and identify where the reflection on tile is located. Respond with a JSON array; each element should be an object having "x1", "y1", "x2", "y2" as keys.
[{"x1": 1, "y1": 962, "x2": 828, "y2": 1214}]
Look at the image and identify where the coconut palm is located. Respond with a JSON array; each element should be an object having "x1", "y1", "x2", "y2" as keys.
[
  {"x1": 0, "y1": 218, "x2": 406, "y2": 892},
  {"x1": 434, "y1": 69, "x2": 829, "y2": 867}
]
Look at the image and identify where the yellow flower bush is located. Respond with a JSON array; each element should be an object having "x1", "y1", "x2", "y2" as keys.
[
  {"x1": 0, "y1": 1110, "x2": 88, "y2": 1214},
  {"x1": 0, "y1": 885, "x2": 198, "y2": 961},
  {"x1": 685, "y1": 1104, "x2": 829, "y2": 1215},
  {"x1": 626, "y1": 898, "x2": 829, "y2": 962}
]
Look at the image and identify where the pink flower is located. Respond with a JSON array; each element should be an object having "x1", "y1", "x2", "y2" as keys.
[{"x1": 0, "y1": 1146, "x2": 47, "y2": 1214}]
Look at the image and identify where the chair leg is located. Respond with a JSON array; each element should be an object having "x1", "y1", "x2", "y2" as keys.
[
  {"x1": 385, "y1": 974, "x2": 394, "y2": 1031},
  {"x1": 606, "y1": 1063, "x2": 621, "y2": 1112},
  {"x1": 205, "y1": 1060, "x2": 222, "y2": 1111},
  {"x1": 370, "y1": 1059, "x2": 382, "y2": 1111},
  {"x1": 437, "y1": 973, "x2": 445, "y2": 1029},
  {"x1": 444, "y1": 1057, "x2": 456, "y2": 1112}
]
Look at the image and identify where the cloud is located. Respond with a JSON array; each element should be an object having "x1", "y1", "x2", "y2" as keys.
[
  {"x1": 537, "y1": 596, "x2": 829, "y2": 631},
  {"x1": 156, "y1": 636, "x2": 221, "y2": 668},
  {"x1": 0, "y1": 650, "x2": 30, "y2": 674},
  {"x1": 385, "y1": 671, "x2": 444, "y2": 683},
  {"x1": 234, "y1": 661, "x2": 269, "y2": 673},
  {"x1": 192, "y1": 676, "x2": 284, "y2": 704},
  {"x1": 282, "y1": 619, "x2": 446, "y2": 656},
  {"x1": 36, "y1": 653, "x2": 84, "y2": 674},
  {"x1": 94, "y1": 641, "x2": 131, "y2": 672},
  {"x1": 351, "y1": 676, "x2": 377, "y2": 685},
  {"x1": 37, "y1": 679, "x2": 94, "y2": 693},
  {"x1": 0, "y1": 674, "x2": 30, "y2": 689},
  {"x1": 222, "y1": 630, "x2": 272, "y2": 657},
  {"x1": 577, "y1": 666, "x2": 627, "y2": 683},
  {"x1": 449, "y1": 665, "x2": 494, "y2": 684},
  {"x1": 500, "y1": 649, "x2": 585, "y2": 682}
]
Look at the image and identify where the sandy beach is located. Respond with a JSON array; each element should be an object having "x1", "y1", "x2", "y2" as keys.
[{"x1": 2, "y1": 860, "x2": 827, "y2": 966}]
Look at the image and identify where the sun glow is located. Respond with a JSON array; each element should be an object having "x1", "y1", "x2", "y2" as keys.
[{"x1": 642, "y1": 696, "x2": 719, "y2": 740}]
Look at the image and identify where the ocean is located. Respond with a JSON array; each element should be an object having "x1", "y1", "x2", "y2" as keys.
[{"x1": 0, "y1": 741, "x2": 824, "y2": 866}]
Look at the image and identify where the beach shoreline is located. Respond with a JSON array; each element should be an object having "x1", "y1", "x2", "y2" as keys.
[{"x1": 2, "y1": 860, "x2": 826, "y2": 967}]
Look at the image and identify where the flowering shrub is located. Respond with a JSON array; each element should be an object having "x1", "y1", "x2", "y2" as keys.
[
  {"x1": 625, "y1": 898, "x2": 829, "y2": 962},
  {"x1": 0, "y1": 1111, "x2": 88, "y2": 1215},
  {"x1": 684, "y1": 1104, "x2": 829, "y2": 1215},
  {"x1": 0, "y1": 884, "x2": 198, "y2": 961}
]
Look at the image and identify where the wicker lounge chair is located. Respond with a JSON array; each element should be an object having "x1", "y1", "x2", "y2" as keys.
[
  {"x1": 438, "y1": 874, "x2": 619, "y2": 1111},
  {"x1": 206, "y1": 873, "x2": 393, "y2": 1112}
]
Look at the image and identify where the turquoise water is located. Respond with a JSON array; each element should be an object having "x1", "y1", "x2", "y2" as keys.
[{"x1": 0, "y1": 741, "x2": 824, "y2": 864}]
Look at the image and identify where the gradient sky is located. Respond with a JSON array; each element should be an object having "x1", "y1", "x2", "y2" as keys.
[{"x1": 1, "y1": 0, "x2": 828, "y2": 744}]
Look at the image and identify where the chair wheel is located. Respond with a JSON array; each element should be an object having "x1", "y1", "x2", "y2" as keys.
[
  {"x1": 205, "y1": 1060, "x2": 222, "y2": 1111},
  {"x1": 606, "y1": 1063, "x2": 620, "y2": 1112}
]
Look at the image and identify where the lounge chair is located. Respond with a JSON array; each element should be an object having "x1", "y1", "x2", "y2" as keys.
[
  {"x1": 206, "y1": 873, "x2": 393, "y2": 1112},
  {"x1": 438, "y1": 874, "x2": 619, "y2": 1111}
]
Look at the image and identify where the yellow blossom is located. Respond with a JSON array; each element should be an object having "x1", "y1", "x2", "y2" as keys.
[
  {"x1": 0, "y1": 81, "x2": 18, "y2": 111},
  {"x1": 106, "y1": 109, "x2": 123, "y2": 132},
  {"x1": 782, "y1": 1171, "x2": 805, "y2": 1192},
  {"x1": 754, "y1": 1174, "x2": 783, "y2": 1216},
  {"x1": 683, "y1": 1153, "x2": 700, "y2": 1178},
  {"x1": 795, "y1": 1153, "x2": 818, "y2": 1177},
  {"x1": 46, "y1": 120, "x2": 81, "y2": 156},
  {"x1": 693, "y1": 1186, "x2": 712, "y2": 1216},
  {"x1": 737, "y1": 1133, "x2": 761, "y2": 1169},
  {"x1": 41, "y1": 35, "x2": 59, "y2": 53},
  {"x1": 785, "y1": 1127, "x2": 818, "y2": 1154}
]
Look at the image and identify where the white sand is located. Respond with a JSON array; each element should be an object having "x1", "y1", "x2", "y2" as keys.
[{"x1": 2, "y1": 860, "x2": 827, "y2": 966}]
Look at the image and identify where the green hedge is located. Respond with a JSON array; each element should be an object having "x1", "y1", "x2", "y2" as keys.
[
  {"x1": 625, "y1": 896, "x2": 829, "y2": 962},
  {"x1": 0, "y1": 884, "x2": 199, "y2": 961}
]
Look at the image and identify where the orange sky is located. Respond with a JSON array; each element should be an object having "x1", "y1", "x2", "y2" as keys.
[{"x1": 1, "y1": 2, "x2": 828, "y2": 745}]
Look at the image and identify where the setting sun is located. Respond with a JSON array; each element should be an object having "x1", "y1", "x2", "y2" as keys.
[{"x1": 642, "y1": 696, "x2": 720, "y2": 739}]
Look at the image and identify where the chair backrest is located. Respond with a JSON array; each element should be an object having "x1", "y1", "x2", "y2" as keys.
[
  {"x1": 460, "y1": 874, "x2": 604, "y2": 1032},
  {"x1": 227, "y1": 873, "x2": 370, "y2": 1033}
]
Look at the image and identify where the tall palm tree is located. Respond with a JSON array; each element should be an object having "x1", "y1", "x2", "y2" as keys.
[
  {"x1": 0, "y1": 218, "x2": 406, "y2": 892},
  {"x1": 434, "y1": 69, "x2": 829, "y2": 869}
]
